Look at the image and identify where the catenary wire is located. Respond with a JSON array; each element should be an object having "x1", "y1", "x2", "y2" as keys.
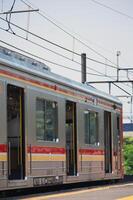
[
  {"x1": 0, "y1": 39, "x2": 132, "y2": 95},
  {"x1": 0, "y1": 25, "x2": 111, "y2": 77},
  {"x1": 20, "y1": 0, "x2": 119, "y2": 69},
  {"x1": 0, "y1": 39, "x2": 80, "y2": 73},
  {"x1": 20, "y1": 0, "x2": 118, "y2": 56},
  {"x1": 0, "y1": 16, "x2": 132, "y2": 92},
  {"x1": 90, "y1": 0, "x2": 133, "y2": 20},
  {"x1": 0, "y1": 20, "x2": 132, "y2": 90},
  {"x1": 6, "y1": 0, "x2": 16, "y2": 33},
  {"x1": 1, "y1": 23, "x2": 130, "y2": 79},
  {"x1": 0, "y1": 39, "x2": 108, "y2": 77},
  {"x1": 21, "y1": 0, "x2": 133, "y2": 80},
  {"x1": 0, "y1": 16, "x2": 119, "y2": 70},
  {"x1": 20, "y1": 0, "x2": 133, "y2": 82}
]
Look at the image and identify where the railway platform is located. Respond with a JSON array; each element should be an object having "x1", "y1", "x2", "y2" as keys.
[{"x1": 7, "y1": 183, "x2": 133, "y2": 200}]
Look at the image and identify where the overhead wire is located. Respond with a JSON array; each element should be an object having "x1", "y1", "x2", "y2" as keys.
[
  {"x1": 20, "y1": 0, "x2": 119, "y2": 70},
  {"x1": 0, "y1": 32, "x2": 112, "y2": 78},
  {"x1": 0, "y1": 39, "x2": 131, "y2": 95},
  {"x1": 20, "y1": 0, "x2": 120, "y2": 60},
  {"x1": 0, "y1": 16, "x2": 119, "y2": 70},
  {"x1": 0, "y1": 39, "x2": 80, "y2": 72},
  {"x1": 0, "y1": 16, "x2": 81, "y2": 56},
  {"x1": 18, "y1": 0, "x2": 133, "y2": 110},
  {"x1": 21, "y1": 0, "x2": 133, "y2": 83},
  {"x1": 23, "y1": 0, "x2": 133, "y2": 79},
  {"x1": 0, "y1": 36, "x2": 132, "y2": 94},
  {"x1": 6, "y1": 0, "x2": 16, "y2": 33},
  {"x1": 21, "y1": 0, "x2": 133, "y2": 82},
  {"x1": 1, "y1": 21, "x2": 125, "y2": 80},
  {"x1": 19, "y1": 0, "x2": 133, "y2": 91},
  {"x1": 0, "y1": 39, "x2": 107, "y2": 77},
  {"x1": 0, "y1": 5, "x2": 132, "y2": 93},
  {"x1": 2, "y1": 0, "x2": 131, "y2": 79},
  {"x1": 90, "y1": 0, "x2": 133, "y2": 21},
  {"x1": 89, "y1": 0, "x2": 133, "y2": 79},
  {"x1": 0, "y1": 25, "x2": 108, "y2": 77},
  {"x1": 0, "y1": 17, "x2": 132, "y2": 92}
]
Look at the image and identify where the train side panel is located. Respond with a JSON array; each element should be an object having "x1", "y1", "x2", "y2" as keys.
[{"x1": 0, "y1": 63, "x2": 123, "y2": 190}]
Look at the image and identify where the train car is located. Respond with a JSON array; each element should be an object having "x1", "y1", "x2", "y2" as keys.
[{"x1": 0, "y1": 46, "x2": 123, "y2": 191}]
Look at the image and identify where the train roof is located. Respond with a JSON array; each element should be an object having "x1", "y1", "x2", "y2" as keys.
[{"x1": 0, "y1": 46, "x2": 121, "y2": 105}]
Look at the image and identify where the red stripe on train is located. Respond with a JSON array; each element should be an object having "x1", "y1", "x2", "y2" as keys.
[
  {"x1": 0, "y1": 144, "x2": 7, "y2": 152},
  {"x1": 0, "y1": 69, "x2": 55, "y2": 90},
  {"x1": 0, "y1": 144, "x2": 104, "y2": 155},
  {"x1": 0, "y1": 69, "x2": 90, "y2": 102},
  {"x1": 28, "y1": 147, "x2": 104, "y2": 155},
  {"x1": 27, "y1": 146, "x2": 66, "y2": 154},
  {"x1": 0, "y1": 69, "x2": 121, "y2": 110},
  {"x1": 79, "y1": 149, "x2": 104, "y2": 155},
  {"x1": 0, "y1": 144, "x2": 65, "y2": 154}
]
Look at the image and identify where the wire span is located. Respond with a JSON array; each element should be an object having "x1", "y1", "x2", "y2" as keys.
[
  {"x1": 0, "y1": 39, "x2": 108, "y2": 77},
  {"x1": 0, "y1": 38, "x2": 132, "y2": 94},
  {"x1": 0, "y1": 16, "x2": 119, "y2": 70},
  {"x1": 90, "y1": 0, "x2": 133, "y2": 20},
  {"x1": 20, "y1": 0, "x2": 119, "y2": 69},
  {"x1": 0, "y1": 25, "x2": 115, "y2": 78}
]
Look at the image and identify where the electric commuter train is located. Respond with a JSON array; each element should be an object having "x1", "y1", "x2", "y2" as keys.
[{"x1": 0, "y1": 46, "x2": 123, "y2": 190}]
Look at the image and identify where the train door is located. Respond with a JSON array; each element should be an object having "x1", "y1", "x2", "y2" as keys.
[
  {"x1": 104, "y1": 111, "x2": 112, "y2": 173},
  {"x1": 66, "y1": 101, "x2": 77, "y2": 176},
  {"x1": 115, "y1": 115, "x2": 121, "y2": 172},
  {"x1": 7, "y1": 84, "x2": 25, "y2": 180}
]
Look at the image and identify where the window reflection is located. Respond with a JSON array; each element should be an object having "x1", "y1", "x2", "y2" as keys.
[
  {"x1": 84, "y1": 111, "x2": 99, "y2": 145},
  {"x1": 36, "y1": 98, "x2": 58, "y2": 142}
]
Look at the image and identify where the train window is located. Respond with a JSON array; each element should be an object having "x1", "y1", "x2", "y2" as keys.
[
  {"x1": 36, "y1": 98, "x2": 58, "y2": 142},
  {"x1": 84, "y1": 111, "x2": 99, "y2": 145}
]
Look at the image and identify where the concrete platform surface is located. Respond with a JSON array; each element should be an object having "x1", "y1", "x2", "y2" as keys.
[{"x1": 9, "y1": 183, "x2": 133, "y2": 200}]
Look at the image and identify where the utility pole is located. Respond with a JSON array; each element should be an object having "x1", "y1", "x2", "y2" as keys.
[
  {"x1": 130, "y1": 83, "x2": 133, "y2": 123},
  {"x1": 116, "y1": 51, "x2": 121, "y2": 81},
  {"x1": 81, "y1": 53, "x2": 86, "y2": 83}
]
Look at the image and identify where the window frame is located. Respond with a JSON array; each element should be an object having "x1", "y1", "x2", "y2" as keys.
[
  {"x1": 84, "y1": 110, "x2": 99, "y2": 146},
  {"x1": 36, "y1": 97, "x2": 58, "y2": 143}
]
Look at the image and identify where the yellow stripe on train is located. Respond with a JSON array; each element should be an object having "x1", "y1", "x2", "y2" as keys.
[
  {"x1": 27, "y1": 154, "x2": 66, "y2": 162},
  {"x1": 0, "y1": 154, "x2": 7, "y2": 161},
  {"x1": 81, "y1": 155, "x2": 104, "y2": 161},
  {"x1": 27, "y1": 154, "x2": 104, "y2": 162}
]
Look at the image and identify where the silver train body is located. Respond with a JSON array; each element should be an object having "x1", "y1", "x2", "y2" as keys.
[{"x1": 0, "y1": 46, "x2": 123, "y2": 190}]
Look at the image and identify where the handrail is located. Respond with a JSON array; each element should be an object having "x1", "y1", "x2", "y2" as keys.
[{"x1": 30, "y1": 144, "x2": 32, "y2": 175}]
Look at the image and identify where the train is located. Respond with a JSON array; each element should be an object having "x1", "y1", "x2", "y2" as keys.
[{"x1": 0, "y1": 45, "x2": 123, "y2": 191}]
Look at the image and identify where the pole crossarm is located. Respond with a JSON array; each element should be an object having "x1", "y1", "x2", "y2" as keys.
[
  {"x1": 87, "y1": 80, "x2": 133, "y2": 84},
  {"x1": 119, "y1": 68, "x2": 133, "y2": 71},
  {"x1": 0, "y1": 9, "x2": 39, "y2": 15},
  {"x1": 87, "y1": 80, "x2": 131, "y2": 95},
  {"x1": 116, "y1": 95, "x2": 132, "y2": 98}
]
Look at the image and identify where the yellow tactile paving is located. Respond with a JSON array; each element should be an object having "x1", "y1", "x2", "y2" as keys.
[
  {"x1": 20, "y1": 187, "x2": 111, "y2": 200},
  {"x1": 117, "y1": 196, "x2": 133, "y2": 200}
]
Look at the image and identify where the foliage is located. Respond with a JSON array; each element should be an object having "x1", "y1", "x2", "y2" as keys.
[{"x1": 123, "y1": 137, "x2": 133, "y2": 175}]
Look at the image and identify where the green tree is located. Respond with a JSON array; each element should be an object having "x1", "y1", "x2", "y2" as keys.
[{"x1": 123, "y1": 137, "x2": 133, "y2": 175}]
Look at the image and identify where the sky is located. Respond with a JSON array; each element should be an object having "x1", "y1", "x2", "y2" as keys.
[{"x1": 0, "y1": 0, "x2": 133, "y2": 122}]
